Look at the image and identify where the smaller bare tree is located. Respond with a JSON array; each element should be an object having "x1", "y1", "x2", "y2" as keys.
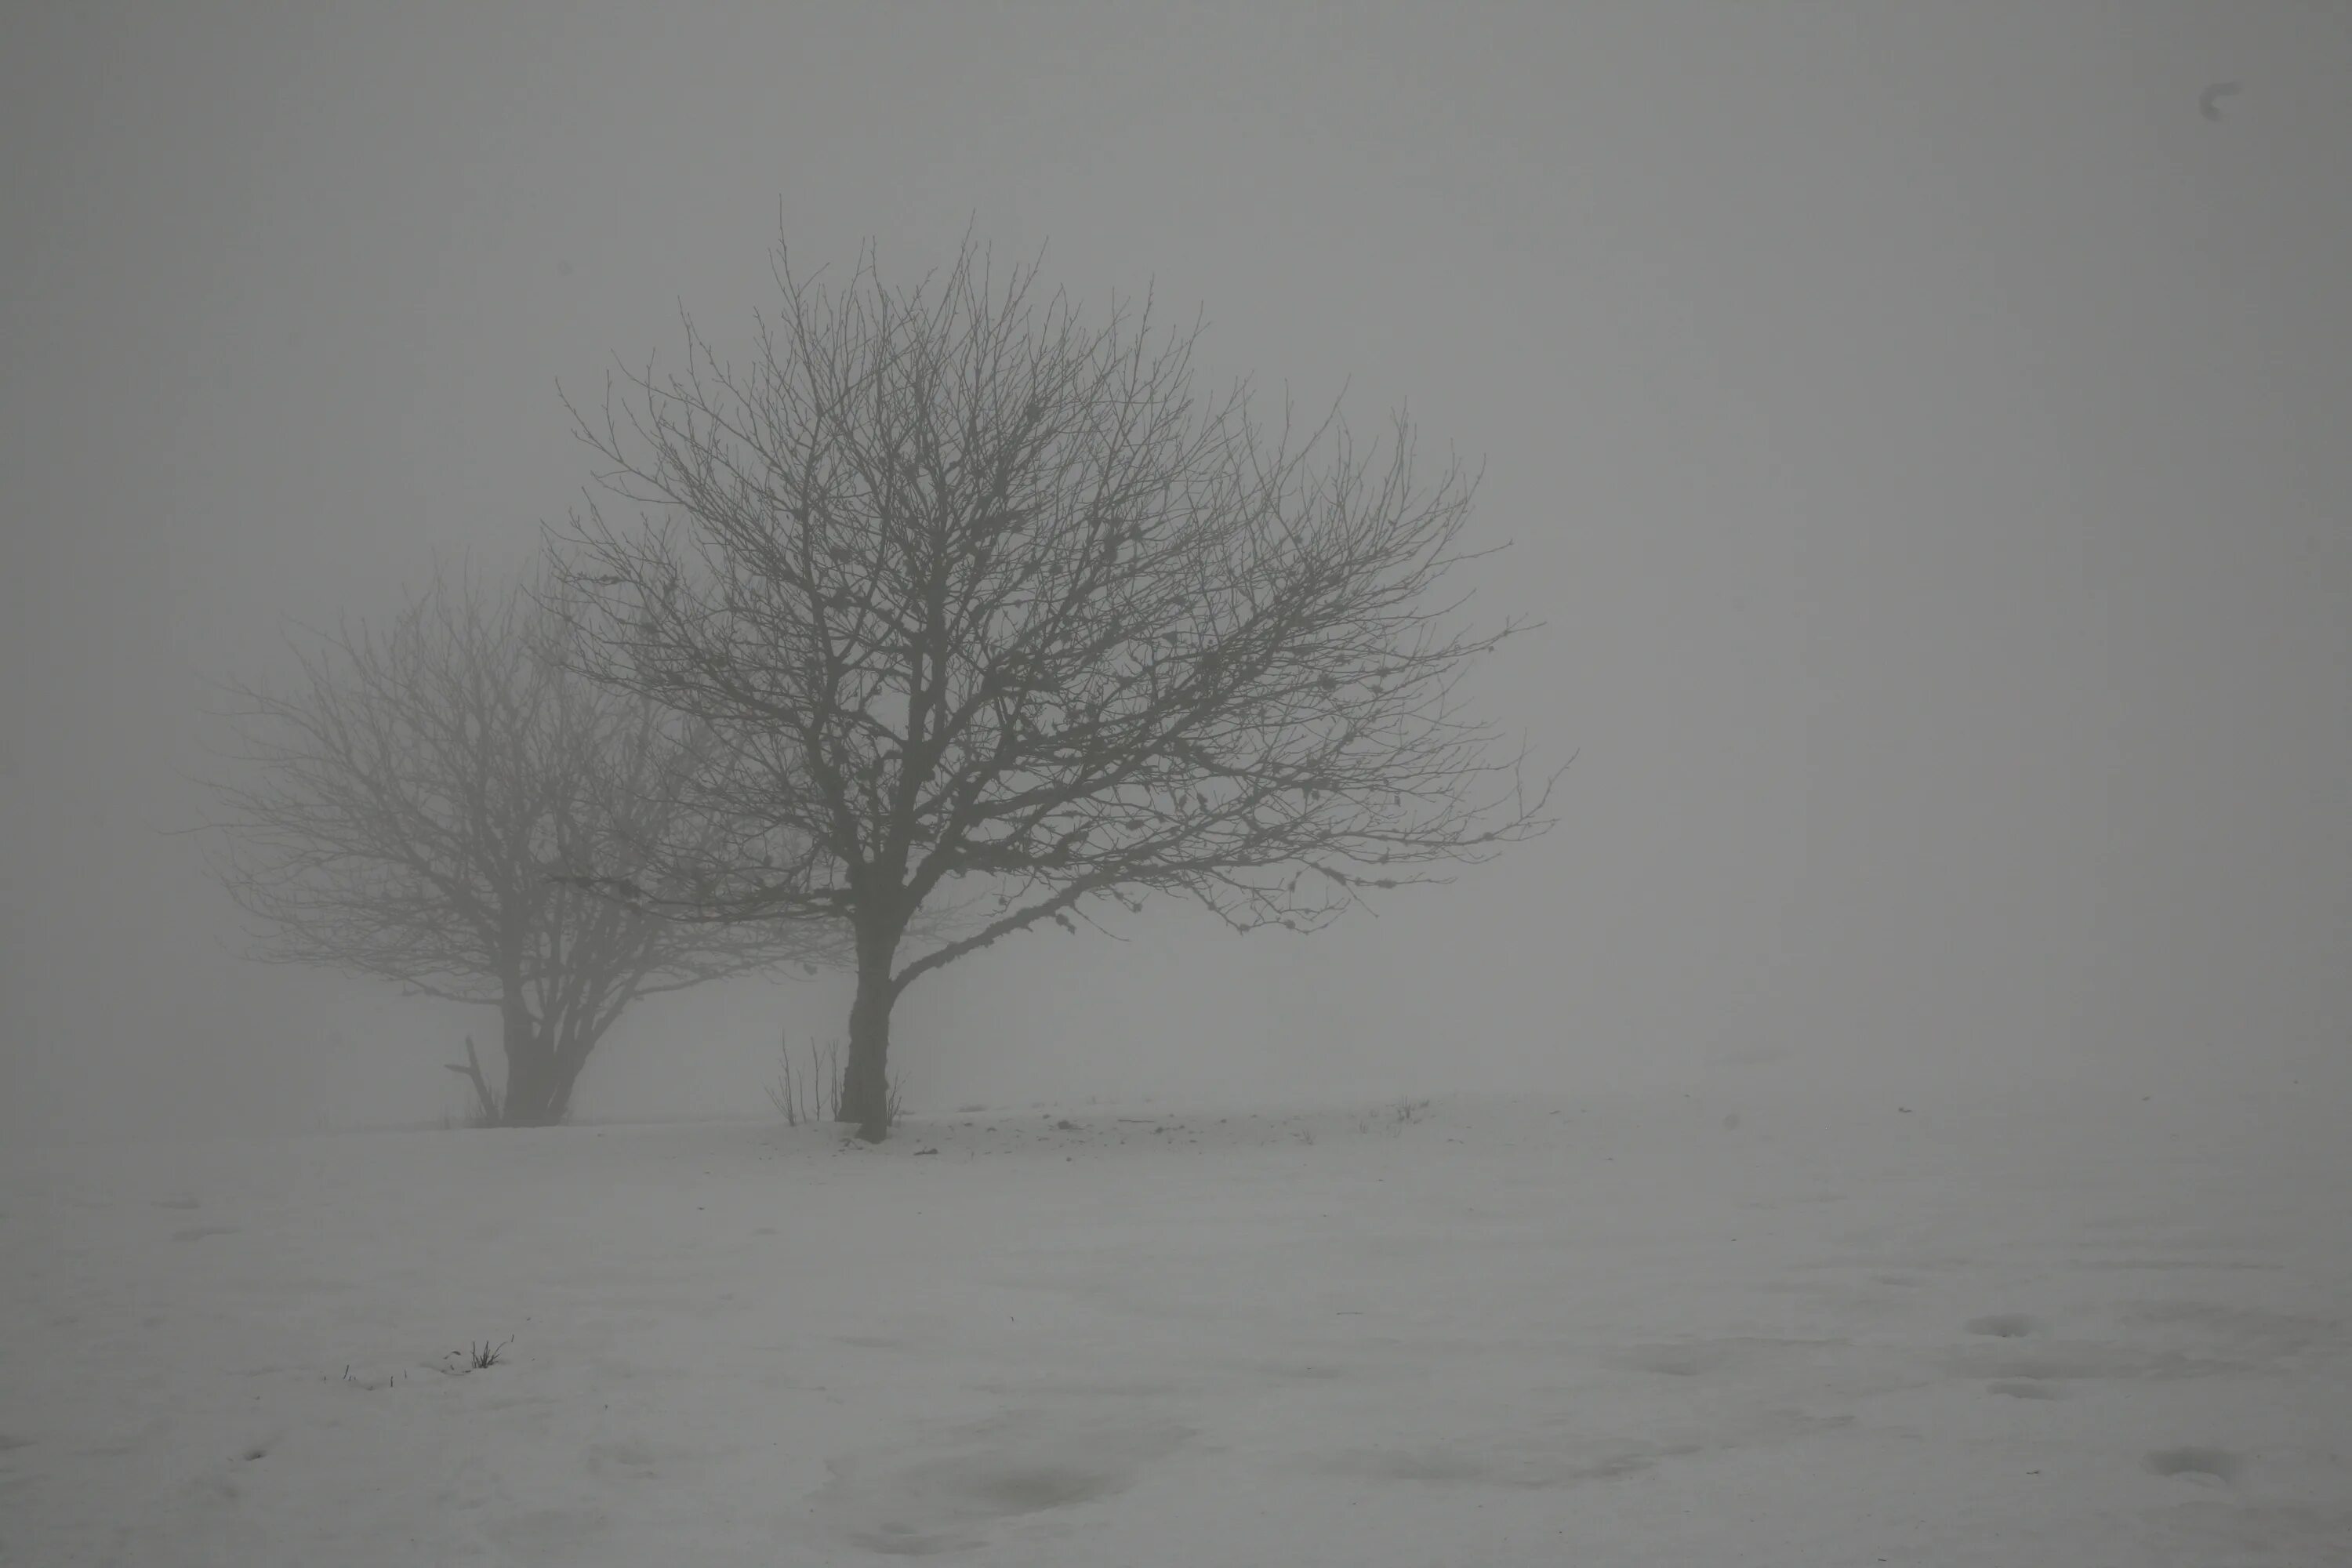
[{"x1": 203, "y1": 562, "x2": 833, "y2": 1126}]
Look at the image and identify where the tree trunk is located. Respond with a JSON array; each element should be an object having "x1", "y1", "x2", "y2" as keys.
[
  {"x1": 513, "y1": 1052, "x2": 587, "y2": 1127},
  {"x1": 497, "y1": 1004, "x2": 578, "y2": 1127},
  {"x1": 840, "y1": 919, "x2": 901, "y2": 1142}
]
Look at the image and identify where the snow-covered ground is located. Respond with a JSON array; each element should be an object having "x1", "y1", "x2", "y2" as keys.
[{"x1": 5, "y1": 1072, "x2": 2347, "y2": 1566}]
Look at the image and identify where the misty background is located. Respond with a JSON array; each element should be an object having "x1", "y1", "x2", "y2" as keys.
[{"x1": 3, "y1": 2, "x2": 2344, "y2": 1147}]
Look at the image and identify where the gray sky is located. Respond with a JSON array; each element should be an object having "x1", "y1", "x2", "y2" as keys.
[{"x1": 4, "y1": 2, "x2": 2345, "y2": 1144}]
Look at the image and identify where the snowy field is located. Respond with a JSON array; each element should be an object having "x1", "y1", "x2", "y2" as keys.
[{"x1": 4, "y1": 1072, "x2": 2347, "y2": 1566}]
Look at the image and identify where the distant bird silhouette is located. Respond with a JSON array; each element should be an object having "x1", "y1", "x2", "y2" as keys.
[{"x1": 2199, "y1": 82, "x2": 2240, "y2": 121}]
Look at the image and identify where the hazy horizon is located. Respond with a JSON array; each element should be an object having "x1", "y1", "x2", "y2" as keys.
[{"x1": 4, "y1": 2, "x2": 2346, "y2": 1146}]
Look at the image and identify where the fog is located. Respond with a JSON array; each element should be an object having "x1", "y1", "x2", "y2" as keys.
[{"x1": 3, "y1": 2, "x2": 2344, "y2": 1148}]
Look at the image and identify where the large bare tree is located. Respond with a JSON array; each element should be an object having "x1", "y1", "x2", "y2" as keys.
[
  {"x1": 205, "y1": 564, "x2": 830, "y2": 1126},
  {"x1": 551, "y1": 236, "x2": 1560, "y2": 1140}
]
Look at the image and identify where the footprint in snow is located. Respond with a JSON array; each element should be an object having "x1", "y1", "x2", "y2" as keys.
[
  {"x1": 815, "y1": 1412, "x2": 1191, "y2": 1555},
  {"x1": 2145, "y1": 1446, "x2": 2243, "y2": 1483}
]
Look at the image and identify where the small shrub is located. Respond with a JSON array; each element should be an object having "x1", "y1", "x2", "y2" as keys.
[
  {"x1": 441, "y1": 1035, "x2": 503, "y2": 1127},
  {"x1": 768, "y1": 1029, "x2": 839, "y2": 1126},
  {"x1": 426, "y1": 1334, "x2": 514, "y2": 1376},
  {"x1": 770, "y1": 1028, "x2": 902, "y2": 1131}
]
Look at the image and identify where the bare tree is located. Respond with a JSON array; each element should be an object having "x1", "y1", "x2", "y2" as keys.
[
  {"x1": 550, "y1": 234, "x2": 1560, "y2": 1140},
  {"x1": 205, "y1": 562, "x2": 833, "y2": 1126}
]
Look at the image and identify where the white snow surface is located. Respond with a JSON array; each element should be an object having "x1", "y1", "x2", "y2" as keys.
[{"x1": 5, "y1": 1074, "x2": 2348, "y2": 1566}]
